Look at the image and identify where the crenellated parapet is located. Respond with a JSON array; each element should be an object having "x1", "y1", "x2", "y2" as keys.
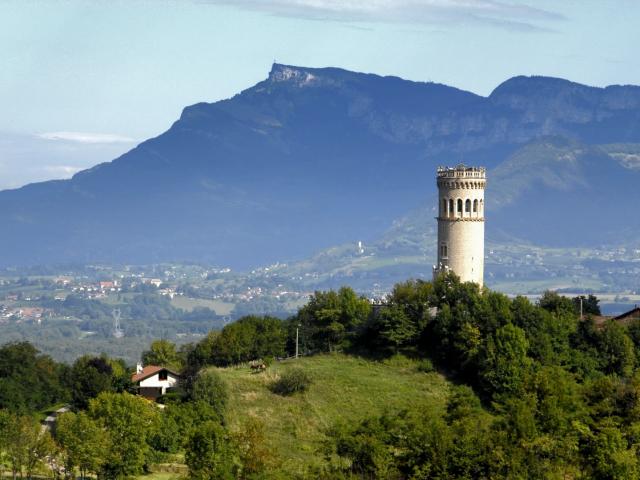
[{"x1": 437, "y1": 165, "x2": 486, "y2": 190}]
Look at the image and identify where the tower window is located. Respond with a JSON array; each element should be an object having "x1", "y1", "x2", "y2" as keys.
[
  {"x1": 465, "y1": 199, "x2": 471, "y2": 212},
  {"x1": 457, "y1": 199, "x2": 463, "y2": 214},
  {"x1": 442, "y1": 199, "x2": 447, "y2": 216},
  {"x1": 473, "y1": 199, "x2": 478, "y2": 212},
  {"x1": 440, "y1": 244, "x2": 448, "y2": 258},
  {"x1": 449, "y1": 199, "x2": 454, "y2": 216}
]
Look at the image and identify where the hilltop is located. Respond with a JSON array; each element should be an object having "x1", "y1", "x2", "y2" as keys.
[{"x1": 213, "y1": 354, "x2": 452, "y2": 477}]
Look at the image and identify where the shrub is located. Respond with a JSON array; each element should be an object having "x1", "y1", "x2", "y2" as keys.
[
  {"x1": 270, "y1": 368, "x2": 312, "y2": 396},
  {"x1": 382, "y1": 354, "x2": 415, "y2": 369},
  {"x1": 158, "y1": 386, "x2": 188, "y2": 404},
  {"x1": 417, "y1": 358, "x2": 435, "y2": 373}
]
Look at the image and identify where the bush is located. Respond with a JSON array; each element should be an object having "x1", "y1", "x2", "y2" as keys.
[
  {"x1": 158, "y1": 386, "x2": 188, "y2": 404},
  {"x1": 416, "y1": 358, "x2": 435, "y2": 373},
  {"x1": 382, "y1": 354, "x2": 415, "y2": 369},
  {"x1": 270, "y1": 368, "x2": 312, "y2": 396}
]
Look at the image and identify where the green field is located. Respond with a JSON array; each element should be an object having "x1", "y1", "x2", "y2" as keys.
[
  {"x1": 170, "y1": 296, "x2": 235, "y2": 315},
  {"x1": 488, "y1": 276, "x2": 605, "y2": 294},
  {"x1": 216, "y1": 354, "x2": 451, "y2": 477}
]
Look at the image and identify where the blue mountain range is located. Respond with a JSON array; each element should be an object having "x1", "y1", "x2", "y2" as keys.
[{"x1": 1, "y1": 64, "x2": 640, "y2": 268}]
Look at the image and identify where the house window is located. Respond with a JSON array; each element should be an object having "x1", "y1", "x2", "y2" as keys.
[{"x1": 159, "y1": 370, "x2": 168, "y2": 381}]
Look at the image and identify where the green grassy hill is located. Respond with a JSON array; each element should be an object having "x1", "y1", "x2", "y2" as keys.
[{"x1": 216, "y1": 354, "x2": 452, "y2": 477}]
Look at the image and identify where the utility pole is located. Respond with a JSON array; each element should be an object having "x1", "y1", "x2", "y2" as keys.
[
  {"x1": 295, "y1": 324, "x2": 300, "y2": 359},
  {"x1": 580, "y1": 296, "x2": 583, "y2": 320}
]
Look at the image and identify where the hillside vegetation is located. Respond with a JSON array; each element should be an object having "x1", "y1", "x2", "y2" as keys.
[
  {"x1": 4, "y1": 274, "x2": 640, "y2": 479},
  {"x1": 218, "y1": 354, "x2": 451, "y2": 477}
]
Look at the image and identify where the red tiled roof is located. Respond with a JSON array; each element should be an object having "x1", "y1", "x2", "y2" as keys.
[{"x1": 131, "y1": 365, "x2": 179, "y2": 383}]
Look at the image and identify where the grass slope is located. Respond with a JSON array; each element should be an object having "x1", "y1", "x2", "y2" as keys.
[{"x1": 217, "y1": 354, "x2": 451, "y2": 477}]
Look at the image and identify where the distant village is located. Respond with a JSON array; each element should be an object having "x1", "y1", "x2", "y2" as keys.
[
  {"x1": 0, "y1": 264, "x2": 314, "y2": 332},
  {"x1": 1, "y1": 238, "x2": 640, "y2": 334}
]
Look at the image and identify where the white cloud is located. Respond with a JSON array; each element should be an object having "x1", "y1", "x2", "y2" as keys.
[
  {"x1": 0, "y1": 132, "x2": 134, "y2": 190},
  {"x1": 37, "y1": 131, "x2": 135, "y2": 144},
  {"x1": 205, "y1": 0, "x2": 565, "y2": 31}
]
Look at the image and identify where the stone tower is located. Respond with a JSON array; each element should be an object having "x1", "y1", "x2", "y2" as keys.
[{"x1": 433, "y1": 164, "x2": 486, "y2": 286}]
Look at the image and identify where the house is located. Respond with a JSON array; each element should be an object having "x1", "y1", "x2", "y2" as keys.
[
  {"x1": 614, "y1": 306, "x2": 640, "y2": 323},
  {"x1": 131, "y1": 364, "x2": 180, "y2": 400}
]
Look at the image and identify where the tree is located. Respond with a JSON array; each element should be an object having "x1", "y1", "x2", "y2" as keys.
[
  {"x1": 2, "y1": 413, "x2": 55, "y2": 480},
  {"x1": 56, "y1": 411, "x2": 109, "y2": 479},
  {"x1": 88, "y1": 392, "x2": 160, "y2": 479},
  {"x1": 387, "y1": 279, "x2": 434, "y2": 331},
  {"x1": 191, "y1": 370, "x2": 229, "y2": 422},
  {"x1": 370, "y1": 305, "x2": 418, "y2": 354},
  {"x1": 295, "y1": 287, "x2": 371, "y2": 353},
  {"x1": 68, "y1": 356, "x2": 114, "y2": 410},
  {"x1": 480, "y1": 324, "x2": 531, "y2": 397},
  {"x1": 598, "y1": 320, "x2": 635, "y2": 377},
  {"x1": 181, "y1": 332, "x2": 219, "y2": 390},
  {"x1": 232, "y1": 418, "x2": 276, "y2": 478},
  {"x1": 538, "y1": 291, "x2": 576, "y2": 317},
  {"x1": 185, "y1": 421, "x2": 235, "y2": 480},
  {"x1": 0, "y1": 410, "x2": 13, "y2": 479},
  {"x1": 141, "y1": 339, "x2": 183, "y2": 370},
  {"x1": 582, "y1": 418, "x2": 639, "y2": 479},
  {"x1": 148, "y1": 400, "x2": 220, "y2": 454},
  {"x1": 573, "y1": 294, "x2": 601, "y2": 316},
  {"x1": 0, "y1": 342, "x2": 68, "y2": 412},
  {"x1": 208, "y1": 316, "x2": 286, "y2": 366}
]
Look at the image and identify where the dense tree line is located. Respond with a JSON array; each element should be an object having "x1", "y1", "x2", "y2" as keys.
[
  {"x1": 6, "y1": 272, "x2": 640, "y2": 478},
  {"x1": 40, "y1": 293, "x2": 222, "y2": 336}
]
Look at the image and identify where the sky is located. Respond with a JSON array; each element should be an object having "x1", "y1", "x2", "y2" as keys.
[{"x1": 1, "y1": 0, "x2": 639, "y2": 190}]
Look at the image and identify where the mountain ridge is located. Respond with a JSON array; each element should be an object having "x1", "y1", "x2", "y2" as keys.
[{"x1": 1, "y1": 64, "x2": 640, "y2": 269}]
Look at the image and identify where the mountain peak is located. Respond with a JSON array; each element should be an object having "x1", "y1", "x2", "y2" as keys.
[{"x1": 268, "y1": 63, "x2": 320, "y2": 86}]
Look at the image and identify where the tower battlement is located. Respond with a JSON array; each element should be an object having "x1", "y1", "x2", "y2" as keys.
[
  {"x1": 433, "y1": 164, "x2": 486, "y2": 286},
  {"x1": 437, "y1": 164, "x2": 486, "y2": 179}
]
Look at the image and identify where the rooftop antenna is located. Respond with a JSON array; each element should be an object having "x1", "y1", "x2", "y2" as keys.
[{"x1": 112, "y1": 308, "x2": 124, "y2": 338}]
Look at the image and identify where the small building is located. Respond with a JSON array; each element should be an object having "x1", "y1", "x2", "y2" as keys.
[
  {"x1": 131, "y1": 364, "x2": 180, "y2": 400},
  {"x1": 614, "y1": 306, "x2": 640, "y2": 323}
]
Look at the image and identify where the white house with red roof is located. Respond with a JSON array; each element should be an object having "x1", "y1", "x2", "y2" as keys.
[{"x1": 131, "y1": 363, "x2": 180, "y2": 400}]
